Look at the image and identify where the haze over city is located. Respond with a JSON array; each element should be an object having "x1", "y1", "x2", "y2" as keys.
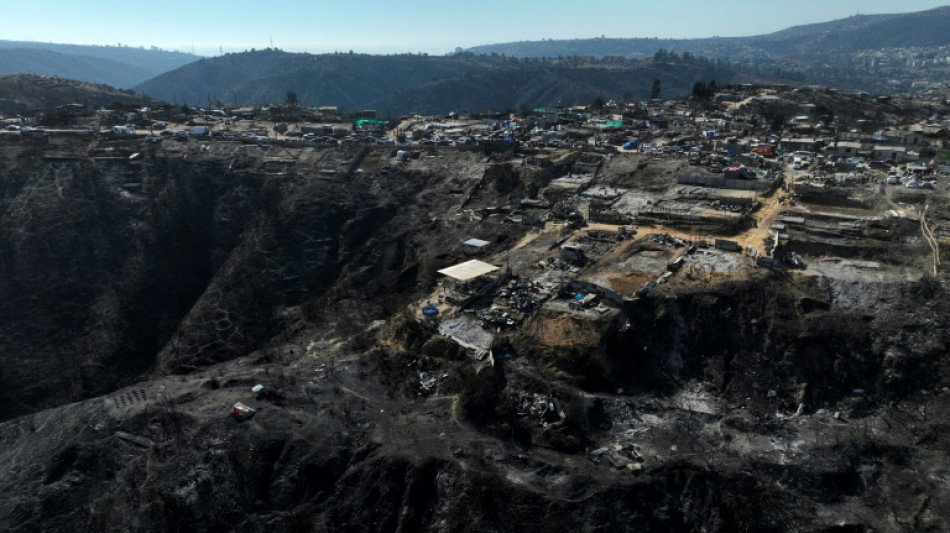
[{"x1": 4, "y1": 0, "x2": 949, "y2": 56}]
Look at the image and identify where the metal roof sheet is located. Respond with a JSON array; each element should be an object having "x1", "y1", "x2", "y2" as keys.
[
  {"x1": 437, "y1": 259, "x2": 500, "y2": 281},
  {"x1": 463, "y1": 238, "x2": 491, "y2": 247}
]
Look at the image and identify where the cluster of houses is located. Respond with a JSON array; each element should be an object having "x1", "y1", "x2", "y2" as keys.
[
  {"x1": 4, "y1": 82, "x2": 949, "y2": 176},
  {"x1": 389, "y1": 84, "x2": 949, "y2": 176}
]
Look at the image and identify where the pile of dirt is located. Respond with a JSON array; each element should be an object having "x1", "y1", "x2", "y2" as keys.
[{"x1": 520, "y1": 311, "x2": 606, "y2": 348}]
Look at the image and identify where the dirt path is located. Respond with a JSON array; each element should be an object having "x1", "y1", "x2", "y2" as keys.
[
  {"x1": 732, "y1": 185, "x2": 787, "y2": 253},
  {"x1": 921, "y1": 209, "x2": 941, "y2": 275}
]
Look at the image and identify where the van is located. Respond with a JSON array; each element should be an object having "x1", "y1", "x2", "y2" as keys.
[{"x1": 792, "y1": 157, "x2": 803, "y2": 170}]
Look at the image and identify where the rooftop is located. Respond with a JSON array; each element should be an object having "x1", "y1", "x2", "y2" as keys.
[{"x1": 437, "y1": 259, "x2": 500, "y2": 281}]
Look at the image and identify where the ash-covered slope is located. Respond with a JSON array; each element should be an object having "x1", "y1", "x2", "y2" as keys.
[
  {"x1": 0, "y1": 74, "x2": 144, "y2": 111},
  {"x1": 1, "y1": 134, "x2": 949, "y2": 531},
  {"x1": 1, "y1": 258, "x2": 948, "y2": 531},
  {"x1": 0, "y1": 137, "x2": 507, "y2": 421}
]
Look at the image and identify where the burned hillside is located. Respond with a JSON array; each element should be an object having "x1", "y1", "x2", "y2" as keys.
[
  {"x1": 0, "y1": 137, "x2": 513, "y2": 419},
  {"x1": 1, "y1": 87, "x2": 950, "y2": 531}
]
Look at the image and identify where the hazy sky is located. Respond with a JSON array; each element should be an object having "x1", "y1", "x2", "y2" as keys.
[{"x1": 4, "y1": 0, "x2": 948, "y2": 56}]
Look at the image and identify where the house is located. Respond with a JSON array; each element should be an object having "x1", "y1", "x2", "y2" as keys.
[
  {"x1": 56, "y1": 103, "x2": 86, "y2": 116},
  {"x1": 871, "y1": 146, "x2": 906, "y2": 163},
  {"x1": 831, "y1": 141, "x2": 863, "y2": 158},
  {"x1": 876, "y1": 129, "x2": 904, "y2": 144},
  {"x1": 231, "y1": 107, "x2": 256, "y2": 119},
  {"x1": 780, "y1": 137, "x2": 822, "y2": 153},
  {"x1": 903, "y1": 126, "x2": 926, "y2": 147}
]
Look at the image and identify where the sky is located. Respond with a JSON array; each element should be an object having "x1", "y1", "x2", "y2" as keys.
[{"x1": 3, "y1": 0, "x2": 949, "y2": 56}]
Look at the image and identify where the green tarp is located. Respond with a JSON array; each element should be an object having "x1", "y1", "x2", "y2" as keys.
[{"x1": 354, "y1": 119, "x2": 389, "y2": 127}]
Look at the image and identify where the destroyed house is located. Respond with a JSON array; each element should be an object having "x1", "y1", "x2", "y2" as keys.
[{"x1": 437, "y1": 259, "x2": 506, "y2": 306}]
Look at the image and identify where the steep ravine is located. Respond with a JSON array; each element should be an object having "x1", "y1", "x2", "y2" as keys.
[{"x1": 0, "y1": 139, "x2": 499, "y2": 420}]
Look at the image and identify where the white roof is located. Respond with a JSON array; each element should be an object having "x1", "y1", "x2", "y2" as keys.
[
  {"x1": 463, "y1": 238, "x2": 490, "y2": 247},
  {"x1": 437, "y1": 259, "x2": 500, "y2": 281}
]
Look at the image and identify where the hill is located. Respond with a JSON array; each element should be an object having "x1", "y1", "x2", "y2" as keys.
[
  {"x1": 0, "y1": 49, "x2": 153, "y2": 89},
  {"x1": 0, "y1": 41, "x2": 199, "y2": 88},
  {"x1": 134, "y1": 49, "x2": 498, "y2": 112},
  {"x1": 0, "y1": 75, "x2": 144, "y2": 112},
  {"x1": 133, "y1": 8, "x2": 950, "y2": 115},
  {"x1": 466, "y1": 7, "x2": 950, "y2": 61},
  {"x1": 394, "y1": 59, "x2": 748, "y2": 113},
  {"x1": 753, "y1": 8, "x2": 950, "y2": 53},
  {"x1": 135, "y1": 50, "x2": 771, "y2": 114}
]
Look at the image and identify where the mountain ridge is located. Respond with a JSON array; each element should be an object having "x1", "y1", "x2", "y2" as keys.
[
  {"x1": 464, "y1": 7, "x2": 950, "y2": 59},
  {"x1": 0, "y1": 40, "x2": 200, "y2": 88},
  {"x1": 130, "y1": 7, "x2": 950, "y2": 114}
]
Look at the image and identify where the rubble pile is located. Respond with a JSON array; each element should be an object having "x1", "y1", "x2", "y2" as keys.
[{"x1": 516, "y1": 392, "x2": 566, "y2": 427}]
